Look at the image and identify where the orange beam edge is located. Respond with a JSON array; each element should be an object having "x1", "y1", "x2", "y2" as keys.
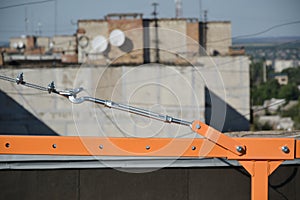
[
  {"x1": 0, "y1": 136, "x2": 297, "y2": 160},
  {"x1": 296, "y1": 140, "x2": 300, "y2": 158}
]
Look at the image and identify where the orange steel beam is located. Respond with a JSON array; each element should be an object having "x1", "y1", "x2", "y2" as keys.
[
  {"x1": 239, "y1": 161, "x2": 273, "y2": 200},
  {"x1": 239, "y1": 160, "x2": 284, "y2": 200},
  {"x1": 254, "y1": 161, "x2": 269, "y2": 200},
  {"x1": 1, "y1": 135, "x2": 298, "y2": 200},
  {"x1": 0, "y1": 135, "x2": 298, "y2": 200},
  {"x1": 0, "y1": 136, "x2": 296, "y2": 160},
  {"x1": 296, "y1": 139, "x2": 300, "y2": 158},
  {"x1": 251, "y1": 161, "x2": 269, "y2": 200}
]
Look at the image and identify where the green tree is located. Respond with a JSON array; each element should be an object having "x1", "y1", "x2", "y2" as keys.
[
  {"x1": 282, "y1": 67, "x2": 300, "y2": 85},
  {"x1": 251, "y1": 61, "x2": 300, "y2": 106},
  {"x1": 251, "y1": 79, "x2": 280, "y2": 105},
  {"x1": 278, "y1": 83, "x2": 300, "y2": 101},
  {"x1": 250, "y1": 61, "x2": 264, "y2": 87}
]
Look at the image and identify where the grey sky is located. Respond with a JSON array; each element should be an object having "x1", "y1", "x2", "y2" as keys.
[{"x1": 0, "y1": 0, "x2": 299, "y2": 42}]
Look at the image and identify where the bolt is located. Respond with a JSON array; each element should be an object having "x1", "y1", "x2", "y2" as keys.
[
  {"x1": 99, "y1": 145, "x2": 103, "y2": 149},
  {"x1": 48, "y1": 81, "x2": 55, "y2": 94},
  {"x1": 5, "y1": 143, "x2": 10, "y2": 148},
  {"x1": 146, "y1": 145, "x2": 151, "y2": 150},
  {"x1": 191, "y1": 146, "x2": 196, "y2": 151},
  {"x1": 281, "y1": 146, "x2": 290, "y2": 154},
  {"x1": 52, "y1": 144, "x2": 57, "y2": 149},
  {"x1": 195, "y1": 124, "x2": 201, "y2": 129},
  {"x1": 236, "y1": 146, "x2": 244, "y2": 153}
]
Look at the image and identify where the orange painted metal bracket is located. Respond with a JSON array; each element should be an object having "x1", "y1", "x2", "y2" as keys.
[{"x1": 191, "y1": 120, "x2": 246, "y2": 156}]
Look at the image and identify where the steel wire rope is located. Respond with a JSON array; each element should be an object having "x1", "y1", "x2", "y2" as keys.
[
  {"x1": 0, "y1": 0, "x2": 54, "y2": 10},
  {"x1": 207, "y1": 20, "x2": 300, "y2": 44}
]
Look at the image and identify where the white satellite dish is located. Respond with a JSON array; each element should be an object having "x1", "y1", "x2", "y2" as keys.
[
  {"x1": 18, "y1": 41, "x2": 25, "y2": 49},
  {"x1": 49, "y1": 41, "x2": 54, "y2": 48},
  {"x1": 13, "y1": 43, "x2": 18, "y2": 49},
  {"x1": 109, "y1": 29, "x2": 125, "y2": 47},
  {"x1": 92, "y1": 35, "x2": 108, "y2": 53}
]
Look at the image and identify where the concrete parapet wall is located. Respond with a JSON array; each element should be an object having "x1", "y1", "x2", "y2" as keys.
[{"x1": 0, "y1": 56, "x2": 249, "y2": 136}]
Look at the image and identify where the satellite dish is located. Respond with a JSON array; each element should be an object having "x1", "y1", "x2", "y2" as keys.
[
  {"x1": 78, "y1": 35, "x2": 89, "y2": 49},
  {"x1": 13, "y1": 43, "x2": 18, "y2": 49},
  {"x1": 109, "y1": 29, "x2": 125, "y2": 47},
  {"x1": 49, "y1": 41, "x2": 54, "y2": 48},
  {"x1": 92, "y1": 35, "x2": 108, "y2": 53},
  {"x1": 18, "y1": 41, "x2": 25, "y2": 49}
]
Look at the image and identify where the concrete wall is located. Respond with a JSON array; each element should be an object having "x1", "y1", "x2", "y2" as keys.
[
  {"x1": 0, "y1": 56, "x2": 250, "y2": 136},
  {"x1": 205, "y1": 22, "x2": 232, "y2": 56},
  {"x1": 0, "y1": 165, "x2": 299, "y2": 200},
  {"x1": 186, "y1": 21, "x2": 200, "y2": 56},
  {"x1": 36, "y1": 37, "x2": 50, "y2": 52},
  {"x1": 145, "y1": 19, "x2": 202, "y2": 64},
  {"x1": 52, "y1": 35, "x2": 77, "y2": 55},
  {"x1": 148, "y1": 19, "x2": 188, "y2": 64}
]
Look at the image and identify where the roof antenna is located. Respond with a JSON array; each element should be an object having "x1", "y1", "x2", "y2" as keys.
[
  {"x1": 175, "y1": 0, "x2": 183, "y2": 18},
  {"x1": 152, "y1": 2, "x2": 160, "y2": 63}
]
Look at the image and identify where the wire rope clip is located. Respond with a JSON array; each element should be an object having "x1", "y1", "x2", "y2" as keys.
[
  {"x1": 47, "y1": 81, "x2": 56, "y2": 94},
  {"x1": 16, "y1": 72, "x2": 24, "y2": 84}
]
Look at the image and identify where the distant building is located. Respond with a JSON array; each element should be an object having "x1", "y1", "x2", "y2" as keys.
[
  {"x1": 10, "y1": 36, "x2": 45, "y2": 55},
  {"x1": 277, "y1": 117, "x2": 294, "y2": 130},
  {"x1": 5, "y1": 13, "x2": 233, "y2": 66},
  {"x1": 6, "y1": 35, "x2": 78, "y2": 64},
  {"x1": 77, "y1": 13, "x2": 233, "y2": 65},
  {"x1": 269, "y1": 59, "x2": 300, "y2": 72},
  {"x1": 259, "y1": 115, "x2": 294, "y2": 130},
  {"x1": 263, "y1": 98, "x2": 286, "y2": 114},
  {"x1": 52, "y1": 35, "x2": 78, "y2": 63},
  {"x1": 274, "y1": 74, "x2": 288, "y2": 85},
  {"x1": 77, "y1": 13, "x2": 144, "y2": 65},
  {"x1": 228, "y1": 46, "x2": 245, "y2": 56},
  {"x1": 252, "y1": 105, "x2": 265, "y2": 117},
  {"x1": 143, "y1": 18, "x2": 200, "y2": 64},
  {"x1": 36, "y1": 37, "x2": 51, "y2": 53}
]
